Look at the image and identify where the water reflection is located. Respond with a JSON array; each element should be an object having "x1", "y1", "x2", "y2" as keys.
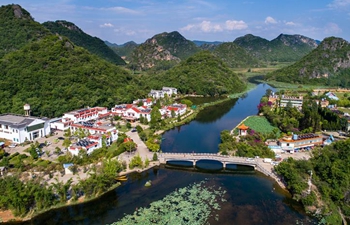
[{"x1": 196, "y1": 98, "x2": 238, "y2": 123}]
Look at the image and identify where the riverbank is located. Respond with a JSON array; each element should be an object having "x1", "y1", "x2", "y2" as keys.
[{"x1": 0, "y1": 83, "x2": 266, "y2": 223}]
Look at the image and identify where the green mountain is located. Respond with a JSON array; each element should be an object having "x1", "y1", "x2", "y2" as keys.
[
  {"x1": 129, "y1": 31, "x2": 200, "y2": 70},
  {"x1": 43, "y1": 20, "x2": 125, "y2": 65},
  {"x1": 0, "y1": 4, "x2": 50, "y2": 58},
  {"x1": 212, "y1": 42, "x2": 262, "y2": 68},
  {"x1": 234, "y1": 33, "x2": 318, "y2": 62},
  {"x1": 265, "y1": 37, "x2": 350, "y2": 86},
  {"x1": 0, "y1": 35, "x2": 135, "y2": 117},
  {"x1": 107, "y1": 41, "x2": 138, "y2": 61},
  {"x1": 146, "y1": 51, "x2": 246, "y2": 96}
]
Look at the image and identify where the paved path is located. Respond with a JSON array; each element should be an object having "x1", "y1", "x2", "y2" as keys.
[{"x1": 120, "y1": 130, "x2": 153, "y2": 161}]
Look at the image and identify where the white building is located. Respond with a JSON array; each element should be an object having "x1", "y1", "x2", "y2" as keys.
[
  {"x1": 148, "y1": 87, "x2": 178, "y2": 99},
  {"x1": 50, "y1": 107, "x2": 109, "y2": 131},
  {"x1": 280, "y1": 95, "x2": 303, "y2": 108},
  {"x1": 279, "y1": 134, "x2": 323, "y2": 153},
  {"x1": 111, "y1": 104, "x2": 132, "y2": 117},
  {"x1": 0, "y1": 114, "x2": 50, "y2": 144},
  {"x1": 162, "y1": 104, "x2": 187, "y2": 118},
  {"x1": 132, "y1": 98, "x2": 153, "y2": 107},
  {"x1": 68, "y1": 132, "x2": 118, "y2": 156},
  {"x1": 70, "y1": 121, "x2": 118, "y2": 139}
]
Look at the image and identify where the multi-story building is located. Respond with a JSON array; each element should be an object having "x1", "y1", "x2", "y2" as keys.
[
  {"x1": 50, "y1": 107, "x2": 108, "y2": 131},
  {"x1": 148, "y1": 87, "x2": 177, "y2": 99},
  {"x1": 279, "y1": 133, "x2": 323, "y2": 153},
  {"x1": 0, "y1": 114, "x2": 50, "y2": 144},
  {"x1": 280, "y1": 95, "x2": 303, "y2": 108}
]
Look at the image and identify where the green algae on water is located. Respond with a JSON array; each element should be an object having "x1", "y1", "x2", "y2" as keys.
[{"x1": 110, "y1": 181, "x2": 226, "y2": 225}]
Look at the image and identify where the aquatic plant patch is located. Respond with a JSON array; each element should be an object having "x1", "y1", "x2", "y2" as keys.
[{"x1": 110, "y1": 181, "x2": 226, "y2": 225}]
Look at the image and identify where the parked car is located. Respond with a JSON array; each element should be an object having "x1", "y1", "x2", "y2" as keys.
[
  {"x1": 9, "y1": 143, "x2": 17, "y2": 148},
  {"x1": 246, "y1": 158, "x2": 255, "y2": 162},
  {"x1": 131, "y1": 128, "x2": 137, "y2": 132}
]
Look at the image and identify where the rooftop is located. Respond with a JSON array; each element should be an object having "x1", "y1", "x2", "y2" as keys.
[{"x1": 0, "y1": 114, "x2": 46, "y2": 128}]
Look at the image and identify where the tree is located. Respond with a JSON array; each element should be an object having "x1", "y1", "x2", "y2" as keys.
[
  {"x1": 146, "y1": 138, "x2": 160, "y2": 152},
  {"x1": 63, "y1": 138, "x2": 71, "y2": 148},
  {"x1": 52, "y1": 178, "x2": 72, "y2": 203},
  {"x1": 145, "y1": 158, "x2": 150, "y2": 167},
  {"x1": 171, "y1": 109, "x2": 176, "y2": 118},
  {"x1": 102, "y1": 158, "x2": 121, "y2": 177},
  {"x1": 139, "y1": 115, "x2": 144, "y2": 124},
  {"x1": 181, "y1": 99, "x2": 193, "y2": 107},
  {"x1": 64, "y1": 129, "x2": 71, "y2": 137},
  {"x1": 28, "y1": 144, "x2": 38, "y2": 160},
  {"x1": 129, "y1": 154, "x2": 143, "y2": 169},
  {"x1": 54, "y1": 147, "x2": 62, "y2": 155},
  {"x1": 139, "y1": 131, "x2": 147, "y2": 141},
  {"x1": 150, "y1": 106, "x2": 162, "y2": 128},
  {"x1": 152, "y1": 152, "x2": 158, "y2": 161},
  {"x1": 136, "y1": 125, "x2": 143, "y2": 133}
]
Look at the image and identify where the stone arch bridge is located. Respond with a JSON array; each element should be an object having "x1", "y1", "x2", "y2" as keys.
[{"x1": 158, "y1": 152, "x2": 258, "y2": 169}]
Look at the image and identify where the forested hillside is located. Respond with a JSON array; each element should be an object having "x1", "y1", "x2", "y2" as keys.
[
  {"x1": 275, "y1": 139, "x2": 350, "y2": 224},
  {"x1": 43, "y1": 20, "x2": 125, "y2": 65},
  {"x1": 234, "y1": 33, "x2": 318, "y2": 62},
  {"x1": 0, "y1": 4, "x2": 50, "y2": 58},
  {"x1": 0, "y1": 35, "x2": 136, "y2": 117},
  {"x1": 108, "y1": 41, "x2": 138, "y2": 61},
  {"x1": 145, "y1": 51, "x2": 246, "y2": 96},
  {"x1": 129, "y1": 31, "x2": 200, "y2": 70},
  {"x1": 212, "y1": 42, "x2": 262, "y2": 68},
  {"x1": 266, "y1": 37, "x2": 350, "y2": 86}
]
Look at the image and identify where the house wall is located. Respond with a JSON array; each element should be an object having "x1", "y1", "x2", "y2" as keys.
[{"x1": 0, "y1": 119, "x2": 50, "y2": 144}]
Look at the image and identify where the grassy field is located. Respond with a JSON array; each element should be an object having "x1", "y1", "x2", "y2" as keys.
[{"x1": 239, "y1": 116, "x2": 280, "y2": 134}]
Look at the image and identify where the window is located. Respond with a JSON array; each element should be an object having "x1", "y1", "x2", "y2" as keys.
[
  {"x1": 287, "y1": 143, "x2": 290, "y2": 146},
  {"x1": 5, "y1": 125, "x2": 8, "y2": 129}
]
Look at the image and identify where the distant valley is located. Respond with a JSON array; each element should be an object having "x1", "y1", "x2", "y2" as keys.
[{"x1": 1, "y1": 3, "x2": 350, "y2": 117}]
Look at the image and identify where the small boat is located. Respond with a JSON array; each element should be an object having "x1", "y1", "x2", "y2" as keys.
[{"x1": 116, "y1": 175, "x2": 128, "y2": 181}]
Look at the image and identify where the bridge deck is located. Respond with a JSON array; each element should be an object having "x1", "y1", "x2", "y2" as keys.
[{"x1": 159, "y1": 153, "x2": 257, "y2": 167}]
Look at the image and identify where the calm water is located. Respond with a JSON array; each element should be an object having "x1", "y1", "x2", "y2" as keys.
[
  {"x1": 6, "y1": 84, "x2": 316, "y2": 225},
  {"x1": 161, "y1": 83, "x2": 273, "y2": 153}
]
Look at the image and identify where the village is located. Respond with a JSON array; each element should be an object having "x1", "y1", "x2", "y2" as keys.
[
  {"x1": 0, "y1": 87, "x2": 350, "y2": 178},
  {"x1": 0, "y1": 85, "x2": 350, "y2": 223}
]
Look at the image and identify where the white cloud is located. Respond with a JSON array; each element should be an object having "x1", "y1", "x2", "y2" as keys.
[
  {"x1": 324, "y1": 22, "x2": 342, "y2": 34},
  {"x1": 285, "y1": 21, "x2": 296, "y2": 26},
  {"x1": 181, "y1": 19, "x2": 248, "y2": 33},
  {"x1": 265, "y1": 16, "x2": 277, "y2": 24},
  {"x1": 225, "y1": 20, "x2": 248, "y2": 30},
  {"x1": 181, "y1": 24, "x2": 196, "y2": 31},
  {"x1": 126, "y1": 30, "x2": 136, "y2": 36},
  {"x1": 84, "y1": 6, "x2": 139, "y2": 14},
  {"x1": 107, "y1": 6, "x2": 139, "y2": 14},
  {"x1": 100, "y1": 23, "x2": 114, "y2": 28},
  {"x1": 328, "y1": 0, "x2": 350, "y2": 9},
  {"x1": 199, "y1": 21, "x2": 223, "y2": 32}
]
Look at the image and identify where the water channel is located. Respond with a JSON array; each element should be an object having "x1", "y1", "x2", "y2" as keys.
[{"x1": 8, "y1": 84, "x2": 317, "y2": 225}]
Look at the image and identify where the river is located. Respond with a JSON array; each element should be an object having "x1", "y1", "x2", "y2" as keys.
[{"x1": 7, "y1": 84, "x2": 316, "y2": 225}]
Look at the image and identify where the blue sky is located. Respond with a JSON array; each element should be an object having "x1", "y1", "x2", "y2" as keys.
[{"x1": 1, "y1": 0, "x2": 350, "y2": 44}]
